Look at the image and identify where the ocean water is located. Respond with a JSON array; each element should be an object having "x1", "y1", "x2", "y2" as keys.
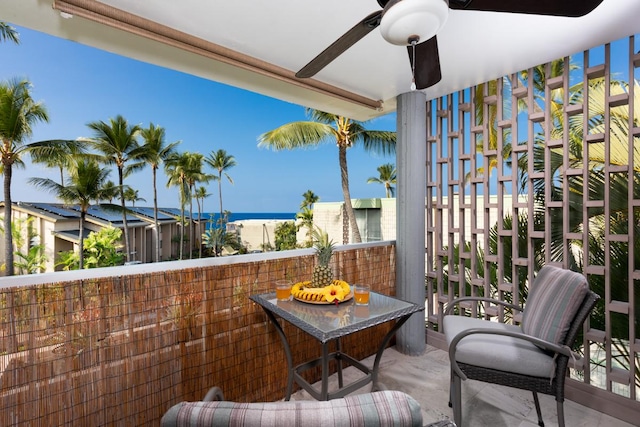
[{"x1": 203, "y1": 212, "x2": 296, "y2": 226}]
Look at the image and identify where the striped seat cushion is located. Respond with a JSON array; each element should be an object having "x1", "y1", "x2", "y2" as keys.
[
  {"x1": 521, "y1": 265, "x2": 589, "y2": 345},
  {"x1": 161, "y1": 390, "x2": 423, "y2": 427}
]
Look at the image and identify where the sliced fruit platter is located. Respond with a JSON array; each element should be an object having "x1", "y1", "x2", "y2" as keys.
[{"x1": 291, "y1": 280, "x2": 352, "y2": 304}]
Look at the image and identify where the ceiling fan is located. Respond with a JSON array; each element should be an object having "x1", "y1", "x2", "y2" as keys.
[{"x1": 295, "y1": 0, "x2": 605, "y2": 90}]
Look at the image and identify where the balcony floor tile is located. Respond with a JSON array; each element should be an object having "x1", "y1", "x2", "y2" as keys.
[{"x1": 290, "y1": 345, "x2": 634, "y2": 427}]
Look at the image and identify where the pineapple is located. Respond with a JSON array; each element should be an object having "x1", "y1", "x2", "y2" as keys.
[{"x1": 310, "y1": 227, "x2": 335, "y2": 288}]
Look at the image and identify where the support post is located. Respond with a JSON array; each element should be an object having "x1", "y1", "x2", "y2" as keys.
[{"x1": 395, "y1": 90, "x2": 426, "y2": 355}]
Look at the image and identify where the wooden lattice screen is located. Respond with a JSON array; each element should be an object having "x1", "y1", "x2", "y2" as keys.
[{"x1": 425, "y1": 33, "x2": 640, "y2": 407}]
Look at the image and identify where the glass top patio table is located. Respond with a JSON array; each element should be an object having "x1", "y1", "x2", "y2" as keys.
[
  {"x1": 250, "y1": 291, "x2": 424, "y2": 400},
  {"x1": 250, "y1": 291, "x2": 423, "y2": 343}
]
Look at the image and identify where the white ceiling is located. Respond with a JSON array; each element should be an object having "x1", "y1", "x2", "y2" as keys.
[{"x1": 1, "y1": 0, "x2": 640, "y2": 121}]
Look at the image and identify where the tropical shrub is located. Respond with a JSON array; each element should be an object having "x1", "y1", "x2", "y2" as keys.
[{"x1": 275, "y1": 221, "x2": 297, "y2": 251}]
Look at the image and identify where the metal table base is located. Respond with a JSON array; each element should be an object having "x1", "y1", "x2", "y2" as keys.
[{"x1": 252, "y1": 292, "x2": 422, "y2": 401}]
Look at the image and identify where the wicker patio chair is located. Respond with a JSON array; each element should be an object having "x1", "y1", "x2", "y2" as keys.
[{"x1": 443, "y1": 265, "x2": 599, "y2": 427}]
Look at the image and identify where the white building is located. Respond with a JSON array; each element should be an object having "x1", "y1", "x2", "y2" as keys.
[{"x1": 313, "y1": 194, "x2": 523, "y2": 248}]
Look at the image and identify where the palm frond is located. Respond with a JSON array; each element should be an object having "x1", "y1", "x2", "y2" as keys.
[{"x1": 258, "y1": 121, "x2": 334, "y2": 150}]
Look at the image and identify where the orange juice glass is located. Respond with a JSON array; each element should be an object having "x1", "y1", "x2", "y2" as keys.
[
  {"x1": 354, "y1": 284, "x2": 370, "y2": 305},
  {"x1": 275, "y1": 280, "x2": 292, "y2": 301}
]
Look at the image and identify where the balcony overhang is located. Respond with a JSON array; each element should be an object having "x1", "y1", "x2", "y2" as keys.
[{"x1": 1, "y1": 0, "x2": 638, "y2": 120}]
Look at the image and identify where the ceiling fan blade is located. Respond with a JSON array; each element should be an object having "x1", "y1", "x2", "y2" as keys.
[
  {"x1": 407, "y1": 36, "x2": 441, "y2": 90},
  {"x1": 448, "y1": 0, "x2": 604, "y2": 17},
  {"x1": 296, "y1": 10, "x2": 382, "y2": 79}
]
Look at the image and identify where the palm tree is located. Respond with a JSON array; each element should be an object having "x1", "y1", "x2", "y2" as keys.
[
  {"x1": 0, "y1": 22, "x2": 19, "y2": 44},
  {"x1": 31, "y1": 142, "x2": 85, "y2": 186},
  {"x1": 195, "y1": 186, "x2": 210, "y2": 258},
  {"x1": 165, "y1": 151, "x2": 197, "y2": 260},
  {"x1": 123, "y1": 187, "x2": 146, "y2": 206},
  {"x1": 29, "y1": 159, "x2": 111, "y2": 269},
  {"x1": 86, "y1": 115, "x2": 143, "y2": 263},
  {"x1": 0, "y1": 78, "x2": 51, "y2": 276},
  {"x1": 204, "y1": 149, "x2": 236, "y2": 228},
  {"x1": 296, "y1": 206, "x2": 315, "y2": 247},
  {"x1": 297, "y1": 190, "x2": 319, "y2": 247},
  {"x1": 101, "y1": 180, "x2": 119, "y2": 203},
  {"x1": 300, "y1": 189, "x2": 319, "y2": 210},
  {"x1": 14, "y1": 244, "x2": 47, "y2": 274},
  {"x1": 470, "y1": 59, "x2": 574, "y2": 181},
  {"x1": 184, "y1": 152, "x2": 209, "y2": 259},
  {"x1": 195, "y1": 186, "x2": 210, "y2": 217},
  {"x1": 2, "y1": 217, "x2": 44, "y2": 275},
  {"x1": 139, "y1": 123, "x2": 180, "y2": 262},
  {"x1": 516, "y1": 70, "x2": 635, "y2": 195},
  {"x1": 258, "y1": 109, "x2": 395, "y2": 243},
  {"x1": 367, "y1": 163, "x2": 397, "y2": 197}
]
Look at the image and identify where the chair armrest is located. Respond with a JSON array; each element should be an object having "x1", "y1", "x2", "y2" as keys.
[
  {"x1": 202, "y1": 387, "x2": 224, "y2": 402},
  {"x1": 448, "y1": 327, "x2": 575, "y2": 380},
  {"x1": 444, "y1": 296, "x2": 522, "y2": 316}
]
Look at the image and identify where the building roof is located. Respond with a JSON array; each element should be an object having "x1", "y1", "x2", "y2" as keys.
[
  {"x1": 8, "y1": 202, "x2": 175, "y2": 227},
  {"x1": 127, "y1": 206, "x2": 178, "y2": 222},
  {"x1": 20, "y1": 202, "x2": 80, "y2": 220},
  {"x1": 84, "y1": 204, "x2": 147, "y2": 226},
  {"x1": 159, "y1": 208, "x2": 196, "y2": 221},
  {"x1": 53, "y1": 229, "x2": 94, "y2": 244}
]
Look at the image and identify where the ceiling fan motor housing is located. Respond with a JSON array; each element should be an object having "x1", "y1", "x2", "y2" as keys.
[{"x1": 380, "y1": 0, "x2": 449, "y2": 46}]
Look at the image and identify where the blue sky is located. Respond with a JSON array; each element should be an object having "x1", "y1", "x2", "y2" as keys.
[{"x1": 2, "y1": 23, "x2": 397, "y2": 214}]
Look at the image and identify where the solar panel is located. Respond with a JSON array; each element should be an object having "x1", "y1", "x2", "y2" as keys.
[
  {"x1": 86, "y1": 205, "x2": 145, "y2": 224},
  {"x1": 128, "y1": 206, "x2": 175, "y2": 220},
  {"x1": 29, "y1": 202, "x2": 80, "y2": 218},
  {"x1": 159, "y1": 207, "x2": 185, "y2": 218},
  {"x1": 30, "y1": 202, "x2": 212, "y2": 224}
]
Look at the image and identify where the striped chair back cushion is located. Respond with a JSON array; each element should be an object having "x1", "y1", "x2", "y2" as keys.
[
  {"x1": 161, "y1": 390, "x2": 423, "y2": 427},
  {"x1": 521, "y1": 265, "x2": 589, "y2": 345}
]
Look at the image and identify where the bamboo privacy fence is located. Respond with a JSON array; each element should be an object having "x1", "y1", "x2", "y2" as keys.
[{"x1": 0, "y1": 243, "x2": 396, "y2": 426}]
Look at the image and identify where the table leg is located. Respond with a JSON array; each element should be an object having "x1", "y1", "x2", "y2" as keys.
[
  {"x1": 336, "y1": 338, "x2": 344, "y2": 389},
  {"x1": 321, "y1": 342, "x2": 329, "y2": 400},
  {"x1": 371, "y1": 314, "x2": 413, "y2": 390},
  {"x1": 261, "y1": 307, "x2": 294, "y2": 400}
]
